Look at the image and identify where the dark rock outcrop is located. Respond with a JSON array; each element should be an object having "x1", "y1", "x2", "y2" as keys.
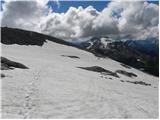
[
  {"x1": 1, "y1": 73, "x2": 5, "y2": 78},
  {"x1": 1, "y1": 57, "x2": 28, "y2": 70},
  {"x1": 77, "y1": 66, "x2": 119, "y2": 78},
  {"x1": 126, "y1": 81, "x2": 151, "y2": 86},
  {"x1": 61, "y1": 55, "x2": 80, "y2": 59},
  {"x1": 1, "y1": 27, "x2": 74, "y2": 47}
]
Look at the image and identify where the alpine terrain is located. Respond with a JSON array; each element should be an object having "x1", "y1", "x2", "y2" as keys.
[{"x1": 1, "y1": 27, "x2": 159, "y2": 118}]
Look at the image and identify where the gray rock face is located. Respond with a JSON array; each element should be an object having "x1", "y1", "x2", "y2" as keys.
[
  {"x1": 1, "y1": 57, "x2": 29, "y2": 70},
  {"x1": 1, "y1": 27, "x2": 74, "y2": 46}
]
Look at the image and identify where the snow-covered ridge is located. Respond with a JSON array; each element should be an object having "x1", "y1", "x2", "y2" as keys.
[{"x1": 1, "y1": 40, "x2": 158, "y2": 118}]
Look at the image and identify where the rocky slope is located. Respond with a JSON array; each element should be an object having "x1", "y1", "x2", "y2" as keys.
[
  {"x1": 73, "y1": 37, "x2": 159, "y2": 76},
  {"x1": 1, "y1": 27, "x2": 74, "y2": 46}
]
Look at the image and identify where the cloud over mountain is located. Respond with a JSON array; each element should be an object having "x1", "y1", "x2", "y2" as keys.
[
  {"x1": 1, "y1": 0, "x2": 159, "y2": 40},
  {"x1": 1, "y1": 0, "x2": 48, "y2": 31}
]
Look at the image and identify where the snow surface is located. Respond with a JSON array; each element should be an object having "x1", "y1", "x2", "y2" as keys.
[
  {"x1": 1, "y1": 41, "x2": 159, "y2": 118},
  {"x1": 100, "y1": 37, "x2": 112, "y2": 47}
]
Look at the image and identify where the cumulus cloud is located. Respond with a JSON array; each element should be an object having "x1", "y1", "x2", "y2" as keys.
[
  {"x1": 1, "y1": 0, "x2": 48, "y2": 31},
  {"x1": 1, "y1": 0, "x2": 159, "y2": 40},
  {"x1": 113, "y1": 1, "x2": 159, "y2": 40},
  {"x1": 39, "y1": 5, "x2": 120, "y2": 39},
  {"x1": 39, "y1": 6, "x2": 102, "y2": 39}
]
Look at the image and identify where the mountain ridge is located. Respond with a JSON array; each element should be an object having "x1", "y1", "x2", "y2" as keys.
[
  {"x1": 1, "y1": 27, "x2": 74, "y2": 47},
  {"x1": 72, "y1": 36, "x2": 159, "y2": 76}
]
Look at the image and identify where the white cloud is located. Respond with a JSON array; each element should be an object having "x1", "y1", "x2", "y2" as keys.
[
  {"x1": 39, "y1": 6, "x2": 101, "y2": 39},
  {"x1": 1, "y1": 0, "x2": 159, "y2": 40},
  {"x1": 1, "y1": 0, "x2": 48, "y2": 31},
  {"x1": 114, "y1": 1, "x2": 159, "y2": 40}
]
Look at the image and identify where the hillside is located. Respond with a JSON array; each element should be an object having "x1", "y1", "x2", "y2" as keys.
[
  {"x1": 1, "y1": 28, "x2": 159, "y2": 118},
  {"x1": 73, "y1": 37, "x2": 159, "y2": 76},
  {"x1": 1, "y1": 27, "x2": 74, "y2": 46}
]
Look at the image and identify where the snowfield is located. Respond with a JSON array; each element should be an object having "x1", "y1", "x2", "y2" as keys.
[{"x1": 1, "y1": 40, "x2": 159, "y2": 118}]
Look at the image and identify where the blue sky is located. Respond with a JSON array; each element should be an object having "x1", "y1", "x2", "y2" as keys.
[
  {"x1": 47, "y1": 0, "x2": 159, "y2": 13},
  {"x1": 47, "y1": 1, "x2": 110, "y2": 13},
  {"x1": 1, "y1": 0, "x2": 159, "y2": 12}
]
